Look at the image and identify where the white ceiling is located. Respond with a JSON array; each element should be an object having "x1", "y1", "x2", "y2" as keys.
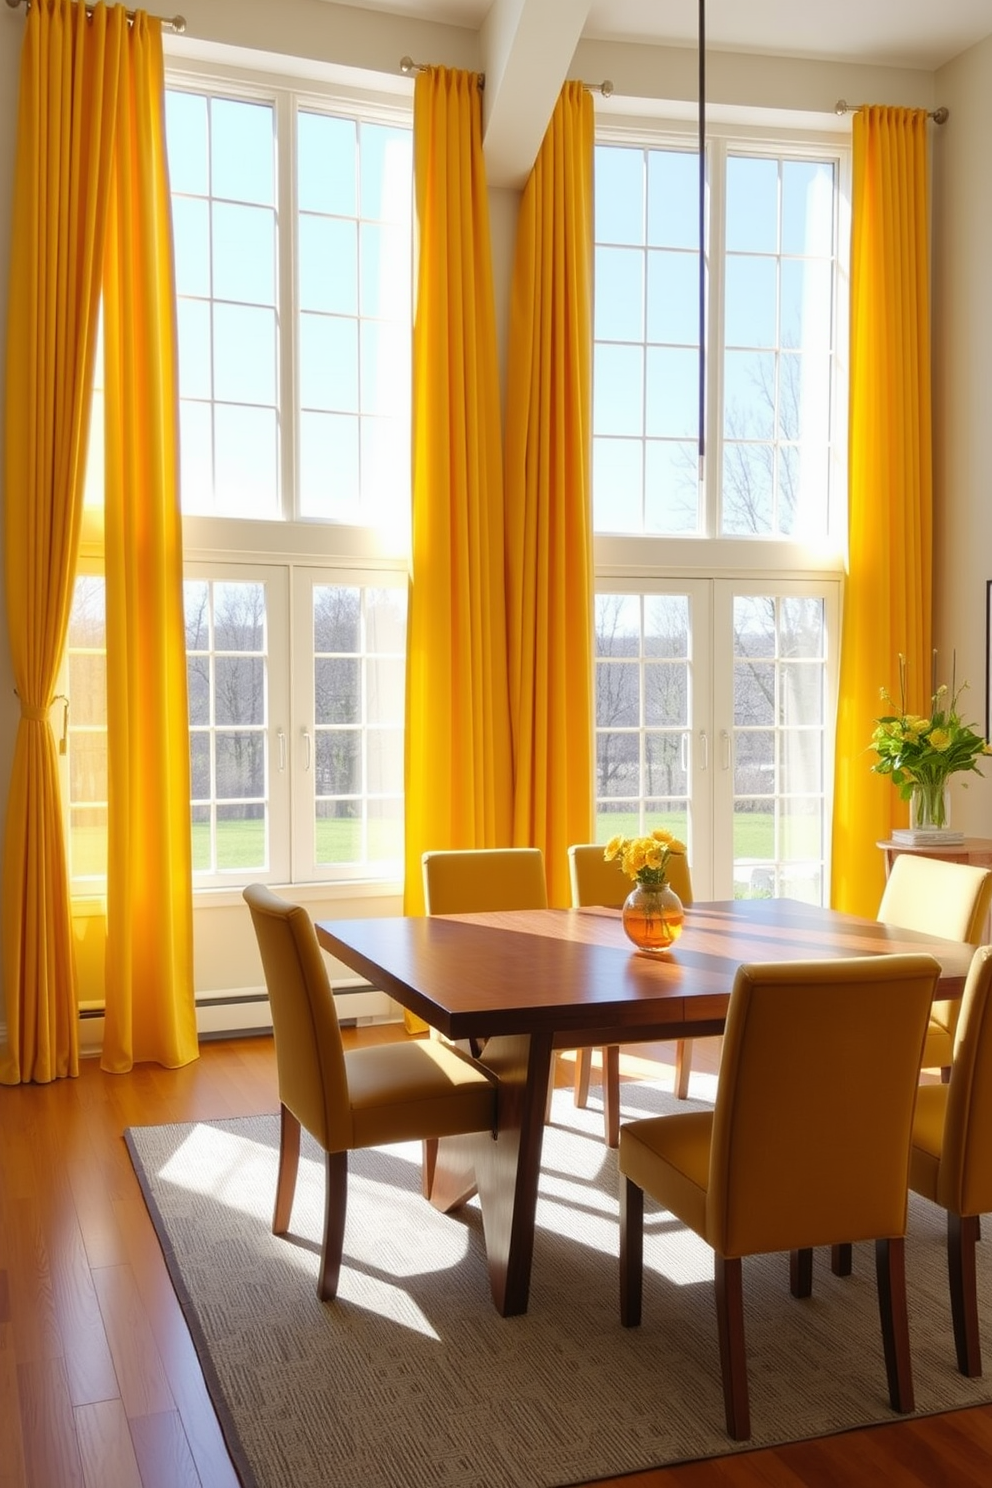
[{"x1": 346, "y1": 0, "x2": 992, "y2": 72}]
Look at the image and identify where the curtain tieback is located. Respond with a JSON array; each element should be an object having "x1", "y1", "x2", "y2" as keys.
[{"x1": 19, "y1": 702, "x2": 50, "y2": 721}]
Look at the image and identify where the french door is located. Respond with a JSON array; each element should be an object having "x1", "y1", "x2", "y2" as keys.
[{"x1": 594, "y1": 577, "x2": 840, "y2": 901}]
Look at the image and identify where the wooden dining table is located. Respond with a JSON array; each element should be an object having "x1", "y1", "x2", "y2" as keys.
[{"x1": 315, "y1": 897, "x2": 975, "y2": 1317}]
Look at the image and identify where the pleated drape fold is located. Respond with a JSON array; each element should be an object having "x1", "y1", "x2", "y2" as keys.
[
  {"x1": 101, "y1": 13, "x2": 197, "y2": 1071},
  {"x1": 404, "y1": 67, "x2": 513, "y2": 919},
  {"x1": 831, "y1": 107, "x2": 933, "y2": 917},
  {"x1": 2, "y1": 1, "x2": 197, "y2": 1081},
  {"x1": 2, "y1": 0, "x2": 125, "y2": 1083},
  {"x1": 504, "y1": 82, "x2": 595, "y2": 908}
]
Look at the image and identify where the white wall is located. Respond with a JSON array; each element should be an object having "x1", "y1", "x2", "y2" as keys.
[
  {"x1": 933, "y1": 33, "x2": 992, "y2": 836},
  {"x1": 0, "y1": 0, "x2": 982, "y2": 1014}
]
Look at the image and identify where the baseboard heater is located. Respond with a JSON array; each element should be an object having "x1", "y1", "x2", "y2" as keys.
[{"x1": 76, "y1": 979, "x2": 401, "y2": 1056}]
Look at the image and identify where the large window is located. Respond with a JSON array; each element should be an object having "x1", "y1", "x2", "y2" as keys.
[
  {"x1": 592, "y1": 128, "x2": 846, "y2": 900},
  {"x1": 67, "y1": 73, "x2": 413, "y2": 893}
]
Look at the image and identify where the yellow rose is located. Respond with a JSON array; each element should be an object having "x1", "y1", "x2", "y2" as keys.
[
  {"x1": 604, "y1": 835, "x2": 623, "y2": 861},
  {"x1": 928, "y1": 728, "x2": 952, "y2": 752}
]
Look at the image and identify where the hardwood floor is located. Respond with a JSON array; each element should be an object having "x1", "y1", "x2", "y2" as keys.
[{"x1": 1, "y1": 1027, "x2": 990, "y2": 1487}]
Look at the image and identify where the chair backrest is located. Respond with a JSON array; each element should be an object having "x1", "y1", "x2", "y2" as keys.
[
  {"x1": 938, "y1": 944, "x2": 992, "y2": 1216},
  {"x1": 707, "y1": 953, "x2": 940, "y2": 1258},
  {"x1": 243, "y1": 884, "x2": 349, "y2": 1152},
  {"x1": 878, "y1": 854, "x2": 992, "y2": 945},
  {"x1": 567, "y1": 842, "x2": 694, "y2": 909},
  {"x1": 422, "y1": 847, "x2": 548, "y2": 914}
]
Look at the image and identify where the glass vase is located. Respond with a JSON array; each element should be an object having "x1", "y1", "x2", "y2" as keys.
[
  {"x1": 909, "y1": 781, "x2": 952, "y2": 832},
  {"x1": 621, "y1": 882, "x2": 685, "y2": 955}
]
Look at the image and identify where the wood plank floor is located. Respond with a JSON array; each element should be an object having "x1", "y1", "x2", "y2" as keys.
[{"x1": 1, "y1": 1027, "x2": 990, "y2": 1487}]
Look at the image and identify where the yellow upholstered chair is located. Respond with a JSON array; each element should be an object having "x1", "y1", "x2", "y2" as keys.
[
  {"x1": 243, "y1": 884, "x2": 496, "y2": 1301},
  {"x1": 910, "y1": 943, "x2": 992, "y2": 1376},
  {"x1": 567, "y1": 845, "x2": 696, "y2": 1146},
  {"x1": 618, "y1": 953, "x2": 939, "y2": 1441},
  {"x1": 422, "y1": 847, "x2": 578, "y2": 1124},
  {"x1": 878, "y1": 854, "x2": 992, "y2": 1077}
]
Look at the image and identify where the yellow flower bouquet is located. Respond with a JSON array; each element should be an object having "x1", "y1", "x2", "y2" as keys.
[{"x1": 604, "y1": 828, "x2": 686, "y2": 889}]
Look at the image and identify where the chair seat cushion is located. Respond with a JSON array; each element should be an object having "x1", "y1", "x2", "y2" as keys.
[
  {"x1": 922, "y1": 1017, "x2": 954, "y2": 1072},
  {"x1": 619, "y1": 1111, "x2": 712, "y2": 1239},
  {"x1": 909, "y1": 1083, "x2": 947, "y2": 1202},
  {"x1": 345, "y1": 1039, "x2": 496, "y2": 1150}
]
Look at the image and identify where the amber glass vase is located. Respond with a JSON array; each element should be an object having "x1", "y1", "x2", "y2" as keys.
[{"x1": 621, "y1": 882, "x2": 685, "y2": 955}]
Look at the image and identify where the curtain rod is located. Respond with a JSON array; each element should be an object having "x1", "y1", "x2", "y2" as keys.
[
  {"x1": 5, "y1": 0, "x2": 187, "y2": 32},
  {"x1": 398, "y1": 55, "x2": 614, "y2": 97},
  {"x1": 835, "y1": 98, "x2": 949, "y2": 124}
]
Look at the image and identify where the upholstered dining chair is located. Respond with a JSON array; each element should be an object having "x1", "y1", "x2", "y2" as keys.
[
  {"x1": 243, "y1": 884, "x2": 497, "y2": 1301},
  {"x1": 567, "y1": 844, "x2": 696, "y2": 1148},
  {"x1": 877, "y1": 853, "x2": 992, "y2": 1078},
  {"x1": 910, "y1": 943, "x2": 992, "y2": 1376},
  {"x1": 422, "y1": 847, "x2": 575, "y2": 1123},
  {"x1": 618, "y1": 953, "x2": 940, "y2": 1441}
]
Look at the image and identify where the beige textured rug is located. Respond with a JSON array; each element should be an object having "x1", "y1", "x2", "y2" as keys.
[{"x1": 126, "y1": 1076, "x2": 992, "y2": 1488}]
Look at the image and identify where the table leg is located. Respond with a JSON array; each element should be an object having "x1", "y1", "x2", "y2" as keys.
[{"x1": 426, "y1": 1029, "x2": 553, "y2": 1317}]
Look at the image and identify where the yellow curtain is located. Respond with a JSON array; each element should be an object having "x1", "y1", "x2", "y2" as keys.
[
  {"x1": 100, "y1": 13, "x2": 197, "y2": 1070},
  {"x1": 504, "y1": 82, "x2": 594, "y2": 908},
  {"x1": 404, "y1": 67, "x2": 513, "y2": 919},
  {"x1": 832, "y1": 107, "x2": 932, "y2": 917},
  {"x1": 1, "y1": 1, "x2": 125, "y2": 1084}
]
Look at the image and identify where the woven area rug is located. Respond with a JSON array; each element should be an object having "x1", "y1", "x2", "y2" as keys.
[{"x1": 126, "y1": 1076, "x2": 992, "y2": 1488}]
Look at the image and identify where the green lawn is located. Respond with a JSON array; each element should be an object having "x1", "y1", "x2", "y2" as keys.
[{"x1": 71, "y1": 810, "x2": 819, "y2": 883}]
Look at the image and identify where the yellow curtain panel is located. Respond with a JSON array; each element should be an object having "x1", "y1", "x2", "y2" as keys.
[
  {"x1": 832, "y1": 107, "x2": 932, "y2": 917},
  {"x1": 100, "y1": 12, "x2": 197, "y2": 1070},
  {"x1": 504, "y1": 82, "x2": 595, "y2": 908},
  {"x1": 404, "y1": 67, "x2": 513, "y2": 918},
  {"x1": 1, "y1": 0, "x2": 126, "y2": 1083}
]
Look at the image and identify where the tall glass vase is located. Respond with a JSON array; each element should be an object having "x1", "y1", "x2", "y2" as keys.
[
  {"x1": 621, "y1": 882, "x2": 684, "y2": 955},
  {"x1": 909, "y1": 780, "x2": 952, "y2": 832}
]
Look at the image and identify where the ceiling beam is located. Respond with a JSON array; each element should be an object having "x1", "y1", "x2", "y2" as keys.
[{"x1": 479, "y1": 0, "x2": 592, "y2": 189}]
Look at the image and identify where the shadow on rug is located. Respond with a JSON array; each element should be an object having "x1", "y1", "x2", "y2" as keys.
[{"x1": 126, "y1": 1077, "x2": 992, "y2": 1488}]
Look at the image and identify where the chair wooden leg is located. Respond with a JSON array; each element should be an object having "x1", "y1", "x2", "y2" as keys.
[
  {"x1": 790, "y1": 1247, "x2": 813, "y2": 1298},
  {"x1": 421, "y1": 1137, "x2": 439, "y2": 1200},
  {"x1": 875, "y1": 1237, "x2": 914, "y2": 1414},
  {"x1": 948, "y1": 1212, "x2": 982, "y2": 1377},
  {"x1": 714, "y1": 1254, "x2": 750, "y2": 1440},
  {"x1": 831, "y1": 1243, "x2": 853, "y2": 1276},
  {"x1": 619, "y1": 1175, "x2": 644, "y2": 1327},
  {"x1": 273, "y1": 1103, "x2": 301, "y2": 1235},
  {"x1": 574, "y1": 1047, "x2": 593, "y2": 1108},
  {"x1": 317, "y1": 1149, "x2": 349, "y2": 1301},
  {"x1": 603, "y1": 1044, "x2": 621, "y2": 1148},
  {"x1": 675, "y1": 1038, "x2": 694, "y2": 1100}
]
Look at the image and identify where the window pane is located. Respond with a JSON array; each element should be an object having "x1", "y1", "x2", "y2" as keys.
[
  {"x1": 726, "y1": 156, "x2": 778, "y2": 253},
  {"x1": 298, "y1": 111, "x2": 356, "y2": 215},
  {"x1": 725, "y1": 257, "x2": 777, "y2": 348},
  {"x1": 165, "y1": 91, "x2": 208, "y2": 196},
  {"x1": 299, "y1": 215, "x2": 358, "y2": 315},
  {"x1": 312, "y1": 583, "x2": 407, "y2": 870},
  {"x1": 213, "y1": 202, "x2": 275, "y2": 304},
  {"x1": 595, "y1": 247, "x2": 644, "y2": 341},
  {"x1": 644, "y1": 442, "x2": 698, "y2": 534},
  {"x1": 299, "y1": 412, "x2": 360, "y2": 518},
  {"x1": 172, "y1": 197, "x2": 210, "y2": 297},
  {"x1": 213, "y1": 304, "x2": 276, "y2": 404},
  {"x1": 300, "y1": 314, "x2": 359, "y2": 411},
  {"x1": 647, "y1": 149, "x2": 699, "y2": 250},
  {"x1": 594, "y1": 145, "x2": 645, "y2": 245},
  {"x1": 214, "y1": 406, "x2": 278, "y2": 516},
  {"x1": 645, "y1": 347, "x2": 698, "y2": 440},
  {"x1": 211, "y1": 98, "x2": 274, "y2": 205},
  {"x1": 593, "y1": 438, "x2": 643, "y2": 531},
  {"x1": 594, "y1": 344, "x2": 643, "y2": 436},
  {"x1": 646, "y1": 249, "x2": 699, "y2": 345},
  {"x1": 359, "y1": 123, "x2": 412, "y2": 223}
]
